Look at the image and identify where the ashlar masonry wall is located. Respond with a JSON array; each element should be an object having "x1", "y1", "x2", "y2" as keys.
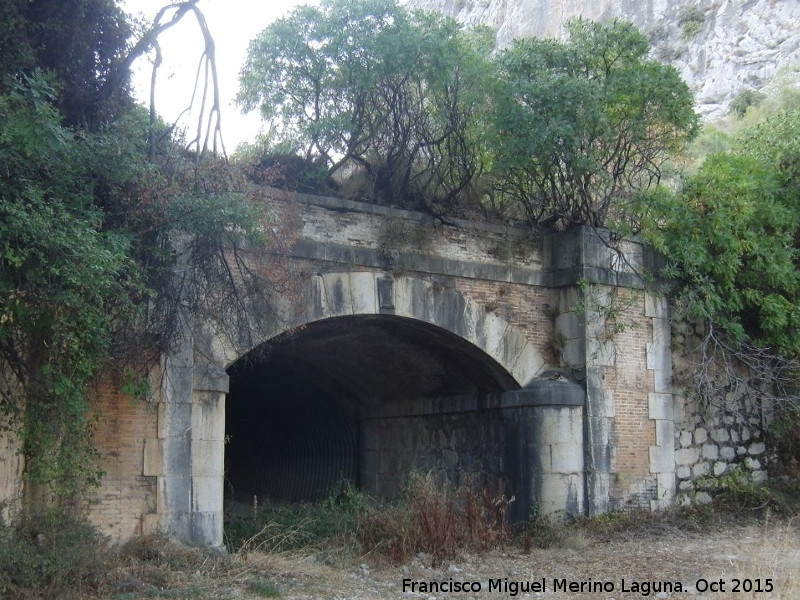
[{"x1": 2, "y1": 190, "x2": 688, "y2": 547}]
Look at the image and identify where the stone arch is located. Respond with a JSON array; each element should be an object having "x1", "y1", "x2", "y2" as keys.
[{"x1": 218, "y1": 272, "x2": 546, "y2": 385}]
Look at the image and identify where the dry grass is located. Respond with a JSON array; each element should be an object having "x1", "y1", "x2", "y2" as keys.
[
  {"x1": 358, "y1": 472, "x2": 512, "y2": 565},
  {"x1": 3, "y1": 494, "x2": 799, "y2": 599}
]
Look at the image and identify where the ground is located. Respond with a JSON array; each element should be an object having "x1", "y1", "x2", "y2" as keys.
[
  {"x1": 242, "y1": 520, "x2": 799, "y2": 600},
  {"x1": 98, "y1": 516, "x2": 799, "y2": 600}
]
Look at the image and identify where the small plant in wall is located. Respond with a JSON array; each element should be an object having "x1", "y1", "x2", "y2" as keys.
[{"x1": 573, "y1": 279, "x2": 639, "y2": 362}]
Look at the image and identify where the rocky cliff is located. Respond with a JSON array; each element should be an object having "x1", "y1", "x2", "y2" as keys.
[{"x1": 406, "y1": 0, "x2": 800, "y2": 121}]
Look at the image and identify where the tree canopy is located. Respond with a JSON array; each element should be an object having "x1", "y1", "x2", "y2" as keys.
[
  {"x1": 650, "y1": 109, "x2": 800, "y2": 358},
  {"x1": 238, "y1": 0, "x2": 495, "y2": 212},
  {"x1": 489, "y1": 19, "x2": 698, "y2": 229},
  {"x1": 238, "y1": 8, "x2": 698, "y2": 225}
]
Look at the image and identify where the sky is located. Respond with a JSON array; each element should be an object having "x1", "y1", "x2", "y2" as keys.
[{"x1": 122, "y1": 0, "x2": 317, "y2": 152}]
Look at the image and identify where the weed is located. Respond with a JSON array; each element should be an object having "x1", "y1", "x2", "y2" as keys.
[
  {"x1": 358, "y1": 473, "x2": 511, "y2": 566},
  {"x1": 249, "y1": 576, "x2": 282, "y2": 598},
  {"x1": 226, "y1": 481, "x2": 366, "y2": 556}
]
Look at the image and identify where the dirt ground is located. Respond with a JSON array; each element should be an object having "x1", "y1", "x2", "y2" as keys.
[{"x1": 239, "y1": 519, "x2": 800, "y2": 600}]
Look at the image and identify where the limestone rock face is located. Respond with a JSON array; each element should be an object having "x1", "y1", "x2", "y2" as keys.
[{"x1": 405, "y1": 0, "x2": 800, "y2": 121}]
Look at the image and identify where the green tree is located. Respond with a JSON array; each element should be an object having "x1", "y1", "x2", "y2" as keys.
[
  {"x1": 649, "y1": 110, "x2": 800, "y2": 357},
  {"x1": 0, "y1": 0, "x2": 135, "y2": 129},
  {"x1": 0, "y1": 1, "x2": 278, "y2": 510},
  {"x1": 237, "y1": 0, "x2": 494, "y2": 212},
  {"x1": 490, "y1": 19, "x2": 698, "y2": 230}
]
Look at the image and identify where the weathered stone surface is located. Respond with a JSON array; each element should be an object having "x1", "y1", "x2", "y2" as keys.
[
  {"x1": 407, "y1": 0, "x2": 800, "y2": 122},
  {"x1": 679, "y1": 430, "x2": 693, "y2": 448},
  {"x1": 675, "y1": 448, "x2": 700, "y2": 466},
  {"x1": 711, "y1": 428, "x2": 730, "y2": 443},
  {"x1": 649, "y1": 393, "x2": 673, "y2": 421},
  {"x1": 694, "y1": 427, "x2": 708, "y2": 445}
]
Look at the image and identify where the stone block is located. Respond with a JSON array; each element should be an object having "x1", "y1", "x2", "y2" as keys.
[
  {"x1": 649, "y1": 444, "x2": 674, "y2": 474},
  {"x1": 701, "y1": 444, "x2": 719, "y2": 460},
  {"x1": 645, "y1": 293, "x2": 669, "y2": 318},
  {"x1": 652, "y1": 369, "x2": 672, "y2": 393},
  {"x1": 323, "y1": 273, "x2": 354, "y2": 316},
  {"x1": 561, "y1": 338, "x2": 585, "y2": 367},
  {"x1": 694, "y1": 427, "x2": 708, "y2": 445},
  {"x1": 190, "y1": 511, "x2": 223, "y2": 548},
  {"x1": 349, "y1": 272, "x2": 377, "y2": 314},
  {"x1": 143, "y1": 439, "x2": 162, "y2": 477},
  {"x1": 158, "y1": 476, "x2": 192, "y2": 513},
  {"x1": 140, "y1": 513, "x2": 159, "y2": 536},
  {"x1": 657, "y1": 472, "x2": 676, "y2": 500},
  {"x1": 675, "y1": 447, "x2": 700, "y2": 466},
  {"x1": 713, "y1": 461, "x2": 727, "y2": 476},
  {"x1": 192, "y1": 476, "x2": 223, "y2": 513},
  {"x1": 695, "y1": 491, "x2": 713, "y2": 505},
  {"x1": 679, "y1": 430, "x2": 693, "y2": 448},
  {"x1": 191, "y1": 396, "x2": 226, "y2": 442},
  {"x1": 191, "y1": 440, "x2": 224, "y2": 477},
  {"x1": 711, "y1": 428, "x2": 730, "y2": 443},
  {"x1": 752, "y1": 470, "x2": 768, "y2": 484},
  {"x1": 537, "y1": 473, "x2": 583, "y2": 515},
  {"x1": 537, "y1": 407, "x2": 583, "y2": 445},
  {"x1": 158, "y1": 402, "x2": 192, "y2": 440},
  {"x1": 720, "y1": 446, "x2": 736, "y2": 460},
  {"x1": 555, "y1": 311, "x2": 582, "y2": 340},
  {"x1": 161, "y1": 438, "x2": 192, "y2": 476},
  {"x1": 550, "y1": 443, "x2": 584, "y2": 473},
  {"x1": 587, "y1": 337, "x2": 615, "y2": 366},
  {"x1": 741, "y1": 427, "x2": 751, "y2": 441},
  {"x1": 748, "y1": 442, "x2": 766, "y2": 455},
  {"x1": 557, "y1": 287, "x2": 580, "y2": 312},
  {"x1": 655, "y1": 419, "x2": 674, "y2": 448},
  {"x1": 510, "y1": 342, "x2": 546, "y2": 387},
  {"x1": 646, "y1": 341, "x2": 672, "y2": 373},
  {"x1": 676, "y1": 466, "x2": 691, "y2": 479},
  {"x1": 648, "y1": 393, "x2": 674, "y2": 420},
  {"x1": 192, "y1": 363, "x2": 229, "y2": 393},
  {"x1": 693, "y1": 461, "x2": 709, "y2": 477},
  {"x1": 744, "y1": 457, "x2": 761, "y2": 471}
]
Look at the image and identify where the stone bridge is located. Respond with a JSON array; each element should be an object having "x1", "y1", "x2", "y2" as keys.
[{"x1": 78, "y1": 190, "x2": 674, "y2": 547}]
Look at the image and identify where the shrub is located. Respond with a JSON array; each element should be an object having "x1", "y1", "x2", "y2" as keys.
[
  {"x1": 358, "y1": 473, "x2": 512, "y2": 565},
  {"x1": 0, "y1": 512, "x2": 107, "y2": 599}
]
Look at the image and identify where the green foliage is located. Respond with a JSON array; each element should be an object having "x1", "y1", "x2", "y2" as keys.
[
  {"x1": 678, "y1": 5, "x2": 705, "y2": 40},
  {"x1": 0, "y1": 510, "x2": 108, "y2": 599},
  {"x1": 730, "y1": 88, "x2": 767, "y2": 119},
  {"x1": 490, "y1": 19, "x2": 698, "y2": 229},
  {"x1": 0, "y1": 0, "x2": 134, "y2": 129},
  {"x1": 238, "y1": 0, "x2": 494, "y2": 212},
  {"x1": 225, "y1": 483, "x2": 368, "y2": 554},
  {"x1": 647, "y1": 110, "x2": 800, "y2": 356},
  {"x1": 0, "y1": 73, "x2": 142, "y2": 496},
  {"x1": 0, "y1": 7, "x2": 277, "y2": 511}
]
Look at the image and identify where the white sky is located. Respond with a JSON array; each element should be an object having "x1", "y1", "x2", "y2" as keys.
[{"x1": 122, "y1": 0, "x2": 317, "y2": 152}]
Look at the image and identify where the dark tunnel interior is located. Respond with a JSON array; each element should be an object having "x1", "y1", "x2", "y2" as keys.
[{"x1": 224, "y1": 314, "x2": 520, "y2": 504}]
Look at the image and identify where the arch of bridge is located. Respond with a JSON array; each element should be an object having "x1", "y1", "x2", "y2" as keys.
[{"x1": 222, "y1": 271, "x2": 546, "y2": 387}]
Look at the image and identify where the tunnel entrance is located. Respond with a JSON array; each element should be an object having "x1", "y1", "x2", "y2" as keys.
[{"x1": 224, "y1": 314, "x2": 520, "y2": 506}]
